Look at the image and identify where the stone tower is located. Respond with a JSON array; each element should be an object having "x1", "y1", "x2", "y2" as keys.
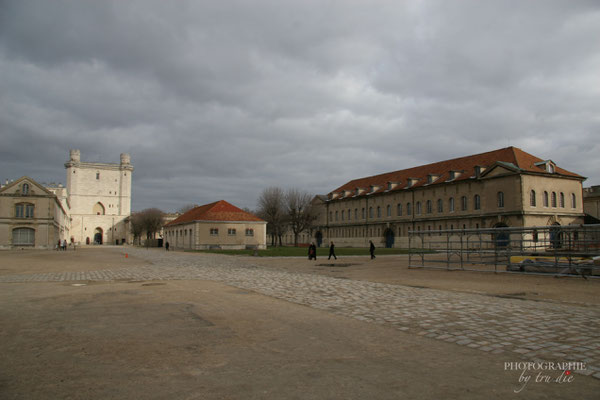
[{"x1": 65, "y1": 150, "x2": 133, "y2": 245}]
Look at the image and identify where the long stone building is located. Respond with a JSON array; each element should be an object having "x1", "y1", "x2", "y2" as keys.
[
  {"x1": 311, "y1": 147, "x2": 585, "y2": 248},
  {"x1": 0, "y1": 150, "x2": 133, "y2": 249}
]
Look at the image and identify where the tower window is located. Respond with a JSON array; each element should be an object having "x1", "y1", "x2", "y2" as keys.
[{"x1": 96, "y1": 172, "x2": 100, "y2": 180}]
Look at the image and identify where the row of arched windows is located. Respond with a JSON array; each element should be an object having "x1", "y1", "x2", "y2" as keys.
[
  {"x1": 329, "y1": 189, "x2": 578, "y2": 223},
  {"x1": 530, "y1": 190, "x2": 576, "y2": 208},
  {"x1": 330, "y1": 195, "x2": 486, "y2": 221}
]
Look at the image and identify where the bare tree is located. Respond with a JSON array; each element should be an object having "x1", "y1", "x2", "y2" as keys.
[
  {"x1": 130, "y1": 208, "x2": 166, "y2": 246},
  {"x1": 141, "y1": 208, "x2": 165, "y2": 241},
  {"x1": 285, "y1": 189, "x2": 318, "y2": 247},
  {"x1": 177, "y1": 204, "x2": 197, "y2": 214},
  {"x1": 257, "y1": 187, "x2": 287, "y2": 246},
  {"x1": 129, "y1": 212, "x2": 144, "y2": 245}
]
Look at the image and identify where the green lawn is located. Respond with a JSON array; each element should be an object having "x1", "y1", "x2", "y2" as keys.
[{"x1": 187, "y1": 246, "x2": 425, "y2": 257}]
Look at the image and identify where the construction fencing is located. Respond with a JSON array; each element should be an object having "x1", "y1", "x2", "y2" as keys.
[{"x1": 408, "y1": 224, "x2": 600, "y2": 278}]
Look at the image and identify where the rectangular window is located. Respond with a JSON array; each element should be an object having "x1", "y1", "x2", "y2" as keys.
[
  {"x1": 15, "y1": 204, "x2": 24, "y2": 218},
  {"x1": 228, "y1": 228, "x2": 236, "y2": 235},
  {"x1": 474, "y1": 195, "x2": 481, "y2": 210},
  {"x1": 245, "y1": 228, "x2": 254, "y2": 236},
  {"x1": 210, "y1": 228, "x2": 219, "y2": 235}
]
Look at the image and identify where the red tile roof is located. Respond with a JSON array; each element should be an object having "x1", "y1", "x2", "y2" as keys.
[
  {"x1": 329, "y1": 147, "x2": 583, "y2": 199},
  {"x1": 166, "y1": 200, "x2": 264, "y2": 226}
]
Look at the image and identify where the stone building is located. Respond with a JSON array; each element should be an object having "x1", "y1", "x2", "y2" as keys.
[
  {"x1": 583, "y1": 185, "x2": 600, "y2": 222},
  {"x1": 65, "y1": 150, "x2": 133, "y2": 245},
  {"x1": 0, "y1": 150, "x2": 133, "y2": 249},
  {"x1": 164, "y1": 200, "x2": 267, "y2": 250},
  {"x1": 0, "y1": 176, "x2": 70, "y2": 249},
  {"x1": 311, "y1": 147, "x2": 586, "y2": 248}
]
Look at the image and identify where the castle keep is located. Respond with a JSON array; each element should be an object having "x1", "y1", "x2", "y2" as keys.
[{"x1": 65, "y1": 150, "x2": 133, "y2": 245}]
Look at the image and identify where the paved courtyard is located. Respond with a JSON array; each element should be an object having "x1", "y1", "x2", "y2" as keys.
[{"x1": 2, "y1": 247, "x2": 598, "y2": 380}]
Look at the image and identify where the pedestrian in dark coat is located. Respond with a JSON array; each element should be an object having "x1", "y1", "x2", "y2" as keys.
[
  {"x1": 328, "y1": 241, "x2": 337, "y2": 260},
  {"x1": 308, "y1": 243, "x2": 316, "y2": 260},
  {"x1": 165, "y1": 241, "x2": 170, "y2": 251},
  {"x1": 369, "y1": 240, "x2": 376, "y2": 259}
]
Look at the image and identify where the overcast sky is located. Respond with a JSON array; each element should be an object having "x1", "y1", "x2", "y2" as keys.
[{"x1": 1, "y1": 0, "x2": 599, "y2": 212}]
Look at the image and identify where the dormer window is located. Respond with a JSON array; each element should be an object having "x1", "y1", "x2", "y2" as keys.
[
  {"x1": 474, "y1": 166, "x2": 486, "y2": 178},
  {"x1": 369, "y1": 185, "x2": 380, "y2": 194},
  {"x1": 448, "y1": 171, "x2": 462, "y2": 181},
  {"x1": 387, "y1": 182, "x2": 398, "y2": 191},
  {"x1": 355, "y1": 187, "x2": 365, "y2": 196},
  {"x1": 406, "y1": 178, "x2": 419, "y2": 188},
  {"x1": 427, "y1": 174, "x2": 439, "y2": 184},
  {"x1": 22, "y1": 183, "x2": 29, "y2": 195},
  {"x1": 343, "y1": 190, "x2": 352, "y2": 198},
  {"x1": 534, "y1": 160, "x2": 556, "y2": 173}
]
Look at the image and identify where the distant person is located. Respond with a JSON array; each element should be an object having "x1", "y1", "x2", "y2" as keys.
[
  {"x1": 308, "y1": 242, "x2": 316, "y2": 260},
  {"x1": 62, "y1": 239, "x2": 67, "y2": 251},
  {"x1": 165, "y1": 241, "x2": 170, "y2": 251},
  {"x1": 328, "y1": 241, "x2": 337, "y2": 260},
  {"x1": 56, "y1": 239, "x2": 61, "y2": 251},
  {"x1": 369, "y1": 240, "x2": 376, "y2": 259}
]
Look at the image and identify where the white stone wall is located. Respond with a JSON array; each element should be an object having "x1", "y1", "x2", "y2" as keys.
[{"x1": 65, "y1": 150, "x2": 133, "y2": 245}]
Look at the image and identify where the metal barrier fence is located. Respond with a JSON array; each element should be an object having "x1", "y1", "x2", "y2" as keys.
[{"x1": 408, "y1": 224, "x2": 600, "y2": 278}]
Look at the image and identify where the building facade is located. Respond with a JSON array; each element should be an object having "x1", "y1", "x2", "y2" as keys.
[
  {"x1": 65, "y1": 150, "x2": 133, "y2": 245},
  {"x1": 0, "y1": 177, "x2": 71, "y2": 249},
  {"x1": 583, "y1": 185, "x2": 600, "y2": 222},
  {"x1": 311, "y1": 147, "x2": 585, "y2": 248},
  {"x1": 164, "y1": 200, "x2": 267, "y2": 250},
  {"x1": 0, "y1": 150, "x2": 133, "y2": 249}
]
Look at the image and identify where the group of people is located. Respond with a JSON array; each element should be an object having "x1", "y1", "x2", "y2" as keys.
[
  {"x1": 56, "y1": 239, "x2": 72, "y2": 251},
  {"x1": 308, "y1": 240, "x2": 377, "y2": 260}
]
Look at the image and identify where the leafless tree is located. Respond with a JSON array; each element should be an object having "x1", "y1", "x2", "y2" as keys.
[
  {"x1": 285, "y1": 188, "x2": 318, "y2": 247},
  {"x1": 177, "y1": 204, "x2": 197, "y2": 214},
  {"x1": 257, "y1": 187, "x2": 287, "y2": 246},
  {"x1": 142, "y1": 208, "x2": 165, "y2": 241},
  {"x1": 129, "y1": 212, "x2": 144, "y2": 245},
  {"x1": 130, "y1": 208, "x2": 166, "y2": 246}
]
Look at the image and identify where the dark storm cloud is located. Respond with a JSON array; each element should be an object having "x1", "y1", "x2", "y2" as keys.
[{"x1": 1, "y1": 0, "x2": 599, "y2": 211}]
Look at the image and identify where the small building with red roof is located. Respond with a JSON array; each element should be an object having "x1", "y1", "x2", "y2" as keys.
[{"x1": 163, "y1": 200, "x2": 267, "y2": 250}]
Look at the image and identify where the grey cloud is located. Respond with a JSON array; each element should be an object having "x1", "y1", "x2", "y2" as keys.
[{"x1": 1, "y1": 0, "x2": 598, "y2": 211}]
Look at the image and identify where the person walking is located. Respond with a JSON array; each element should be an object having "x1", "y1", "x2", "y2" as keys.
[
  {"x1": 62, "y1": 239, "x2": 67, "y2": 251},
  {"x1": 328, "y1": 241, "x2": 337, "y2": 260},
  {"x1": 308, "y1": 242, "x2": 317, "y2": 260},
  {"x1": 165, "y1": 241, "x2": 170, "y2": 251},
  {"x1": 369, "y1": 240, "x2": 376, "y2": 259}
]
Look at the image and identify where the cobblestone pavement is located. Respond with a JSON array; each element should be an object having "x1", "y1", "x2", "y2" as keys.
[{"x1": 2, "y1": 248, "x2": 599, "y2": 379}]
